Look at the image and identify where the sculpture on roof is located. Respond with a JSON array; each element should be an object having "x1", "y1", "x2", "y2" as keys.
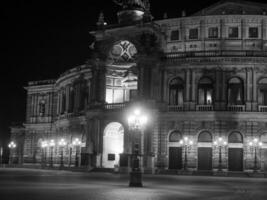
[{"x1": 113, "y1": 0, "x2": 150, "y2": 12}]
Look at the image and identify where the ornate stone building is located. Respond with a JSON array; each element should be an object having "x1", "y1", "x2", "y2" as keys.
[{"x1": 10, "y1": 0, "x2": 267, "y2": 173}]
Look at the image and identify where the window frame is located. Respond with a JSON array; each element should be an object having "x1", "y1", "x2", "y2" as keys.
[
  {"x1": 228, "y1": 26, "x2": 239, "y2": 39},
  {"x1": 189, "y1": 28, "x2": 199, "y2": 40}
]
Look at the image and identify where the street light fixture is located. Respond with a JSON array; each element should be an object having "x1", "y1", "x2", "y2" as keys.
[
  {"x1": 48, "y1": 140, "x2": 55, "y2": 168},
  {"x1": 58, "y1": 138, "x2": 67, "y2": 168},
  {"x1": 72, "y1": 138, "x2": 81, "y2": 167},
  {"x1": 248, "y1": 138, "x2": 263, "y2": 172},
  {"x1": 127, "y1": 108, "x2": 148, "y2": 187},
  {"x1": 8, "y1": 141, "x2": 16, "y2": 165},
  {"x1": 213, "y1": 137, "x2": 227, "y2": 172},
  {"x1": 179, "y1": 137, "x2": 193, "y2": 171},
  {"x1": 41, "y1": 140, "x2": 48, "y2": 168}
]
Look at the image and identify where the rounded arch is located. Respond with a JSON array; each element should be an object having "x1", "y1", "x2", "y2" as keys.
[
  {"x1": 258, "y1": 77, "x2": 267, "y2": 85},
  {"x1": 169, "y1": 77, "x2": 184, "y2": 87},
  {"x1": 228, "y1": 76, "x2": 243, "y2": 84},
  {"x1": 198, "y1": 76, "x2": 213, "y2": 85},
  {"x1": 198, "y1": 131, "x2": 212, "y2": 142},
  {"x1": 102, "y1": 122, "x2": 124, "y2": 168},
  {"x1": 168, "y1": 130, "x2": 182, "y2": 142},
  {"x1": 260, "y1": 132, "x2": 267, "y2": 143},
  {"x1": 228, "y1": 131, "x2": 243, "y2": 143}
]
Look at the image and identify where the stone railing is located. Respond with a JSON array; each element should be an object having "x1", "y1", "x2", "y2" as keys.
[
  {"x1": 164, "y1": 50, "x2": 267, "y2": 59},
  {"x1": 196, "y1": 105, "x2": 213, "y2": 111},
  {"x1": 29, "y1": 116, "x2": 52, "y2": 123},
  {"x1": 168, "y1": 105, "x2": 184, "y2": 112},
  {"x1": 104, "y1": 103, "x2": 126, "y2": 110},
  {"x1": 227, "y1": 105, "x2": 245, "y2": 112},
  {"x1": 259, "y1": 105, "x2": 267, "y2": 112}
]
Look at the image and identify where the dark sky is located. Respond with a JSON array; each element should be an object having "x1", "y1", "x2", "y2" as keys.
[{"x1": 1, "y1": 0, "x2": 266, "y2": 147}]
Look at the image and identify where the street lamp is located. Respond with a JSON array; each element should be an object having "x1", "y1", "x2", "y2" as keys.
[
  {"x1": 248, "y1": 138, "x2": 263, "y2": 172},
  {"x1": 72, "y1": 138, "x2": 81, "y2": 167},
  {"x1": 58, "y1": 138, "x2": 67, "y2": 168},
  {"x1": 8, "y1": 141, "x2": 16, "y2": 165},
  {"x1": 127, "y1": 108, "x2": 148, "y2": 187},
  {"x1": 213, "y1": 137, "x2": 227, "y2": 172},
  {"x1": 179, "y1": 137, "x2": 193, "y2": 171},
  {"x1": 48, "y1": 140, "x2": 55, "y2": 168},
  {"x1": 41, "y1": 140, "x2": 48, "y2": 168}
]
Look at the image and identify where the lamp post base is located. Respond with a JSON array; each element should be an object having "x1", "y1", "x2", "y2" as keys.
[{"x1": 129, "y1": 171, "x2": 143, "y2": 187}]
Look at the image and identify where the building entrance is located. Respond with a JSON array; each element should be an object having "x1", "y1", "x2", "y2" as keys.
[
  {"x1": 169, "y1": 147, "x2": 183, "y2": 170},
  {"x1": 198, "y1": 147, "x2": 212, "y2": 170},
  {"x1": 102, "y1": 122, "x2": 124, "y2": 168},
  {"x1": 228, "y1": 148, "x2": 243, "y2": 171}
]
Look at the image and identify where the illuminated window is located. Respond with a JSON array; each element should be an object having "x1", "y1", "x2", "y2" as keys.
[
  {"x1": 169, "y1": 78, "x2": 184, "y2": 105},
  {"x1": 228, "y1": 77, "x2": 244, "y2": 105},
  {"x1": 258, "y1": 78, "x2": 267, "y2": 105},
  {"x1": 198, "y1": 77, "x2": 213, "y2": 105}
]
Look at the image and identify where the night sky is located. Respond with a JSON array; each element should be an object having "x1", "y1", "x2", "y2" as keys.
[{"x1": 1, "y1": 0, "x2": 266, "y2": 147}]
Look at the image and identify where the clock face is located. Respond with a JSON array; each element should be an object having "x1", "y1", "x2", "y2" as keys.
[{"x1": 110, "y1": 41, "x2": 137, "y2": 62}]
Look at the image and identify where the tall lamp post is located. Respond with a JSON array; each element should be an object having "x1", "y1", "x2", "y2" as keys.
[
  {"x1": 72, "y1": 138, "x2": 81, "y2": 167},
  {"x1": 248, "y1": 138, "x2": 263, "y2": 172},
  {"x1": 127, "y1": 108, "x2": 147, "y2": 187},
  {"x1": 41, "y1": 140, "x2": 48, "y2": 168},
  {"x1": 49, "y1": 140, "x2": 55, "y2": 168},
  {"x1": 213, "y1": 137, "x2": 227, "y2": 172},
  {"x1": 179, "y1": 137, "x2": 193, "y2": 171},
  {"x1": 58, "y1": 138, "x2": 67, "y2": 168},
  {"x1": 0, "y1": 146, "x2": 3, "y2": 167},
  {"x1": 8, "y1": 141, "x2": 16, "y2": 165}
]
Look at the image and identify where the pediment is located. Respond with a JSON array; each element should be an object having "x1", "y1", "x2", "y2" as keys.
[{"x1": 192, "y1": 0, "x2": 267, "y2": 16}]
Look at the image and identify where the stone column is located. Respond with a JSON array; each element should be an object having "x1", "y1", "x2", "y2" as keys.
[{"x1": 191, "y1": 69, "x2": 196, "y2": 109}]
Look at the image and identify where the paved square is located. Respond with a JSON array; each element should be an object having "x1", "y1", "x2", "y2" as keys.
[{"x1": 0, "y1": 168, "x2": 267, "y2": 200}]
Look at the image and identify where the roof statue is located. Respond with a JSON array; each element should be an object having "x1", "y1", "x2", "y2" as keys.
[
  {"x1": 113, "y1": 0, "x2": 152, "y2": 24},
  {"x1": 113, "y1": 0, "x2": 150, "y2": 12}
]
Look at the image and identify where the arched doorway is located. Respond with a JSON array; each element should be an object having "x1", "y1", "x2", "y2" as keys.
[
  {"x1": 228, "y1": 131, "x2": 243, "y2": 171},
  {"x1": 102, "y1": 122, "x2": 124, "y2": 168},
  {"x1": 168, "y1": 131, "x2": 183, "y2": 170},
  {"x1": 198, "y1": 131, "x2": 213, "y2": 171}
]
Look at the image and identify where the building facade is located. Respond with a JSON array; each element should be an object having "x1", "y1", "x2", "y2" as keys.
[{"x1": 10, "y1": 0, "x2": 267, "y2": 173}]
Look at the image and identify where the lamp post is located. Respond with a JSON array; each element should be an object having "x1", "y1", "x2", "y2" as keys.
[
  {"x1": 58, "y1": 138, "x2": 67, "y2": 168},
  {"x1": 8, "y1": 141, "x2": 16, "y2": 165},
  {"x1": 213, "y1": 137, "x2": 227, "y2": 172},
  {"x1": 127, "y1": 108, "x2": 147, "y2": 187},
  {"x1": 179, "y1": 137, "x2": 193, "y2": 171},
  {"x1": 41, "y1": 140, "x2": 48, "y2": 168},
  {"x1": 72, "y1": 138, "x2": 81, "y2": 167},
  {"x1": 0, "y1": 146, "x2": 3, "y2": 167},
  {"x1": 248, "y1": 138, "x2": 263, "y2": 172},
  {"x1": 48, "y1": 140, "x2": 55, "y2": 168}
]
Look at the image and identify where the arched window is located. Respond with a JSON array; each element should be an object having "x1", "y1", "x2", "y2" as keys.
[
  {"x1": 258, "y1": 78, "x2": 267, "y2": 105},
  {"x1": 69, "y1": 87, "x2": 74, "y2": 112},
  {"x1": 228, "y1": 77, "x2": 244, "y2": 105},
  {"x1": 169, "y1": 77, "x2": 184, "y2": 105},
  {"x1": 39, "y1": 100, "x2": 46, "y2": 116},
  {"x1": 260, "y1": 133, "x2": 267, "y2": 143},
  {"x1": 169, "y1": 131, "x2": 182, "y2": 142},
  {"x1": 198, "y1": 131, "x2": 212, "y2": 142},
  {"x1": 228, "y1": 132, "x2": 243, "y2": 143},
  {"x1": 198, "y1": 77, "x2": 213, "y2": 105}
]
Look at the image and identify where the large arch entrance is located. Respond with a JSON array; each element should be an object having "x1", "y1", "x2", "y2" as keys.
[
  {"x1": 102, "y1": 122, "x2": 124, "y2": 168},
  {"x1": 197, "y1": 131, "x2": 213, "y2": 171},
  {"x1": 168, "y1": 131, "x2": 183, "y2": 170},
  {"x1": 228, "y1": 132, "x2": 243, "y2": 171}
]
